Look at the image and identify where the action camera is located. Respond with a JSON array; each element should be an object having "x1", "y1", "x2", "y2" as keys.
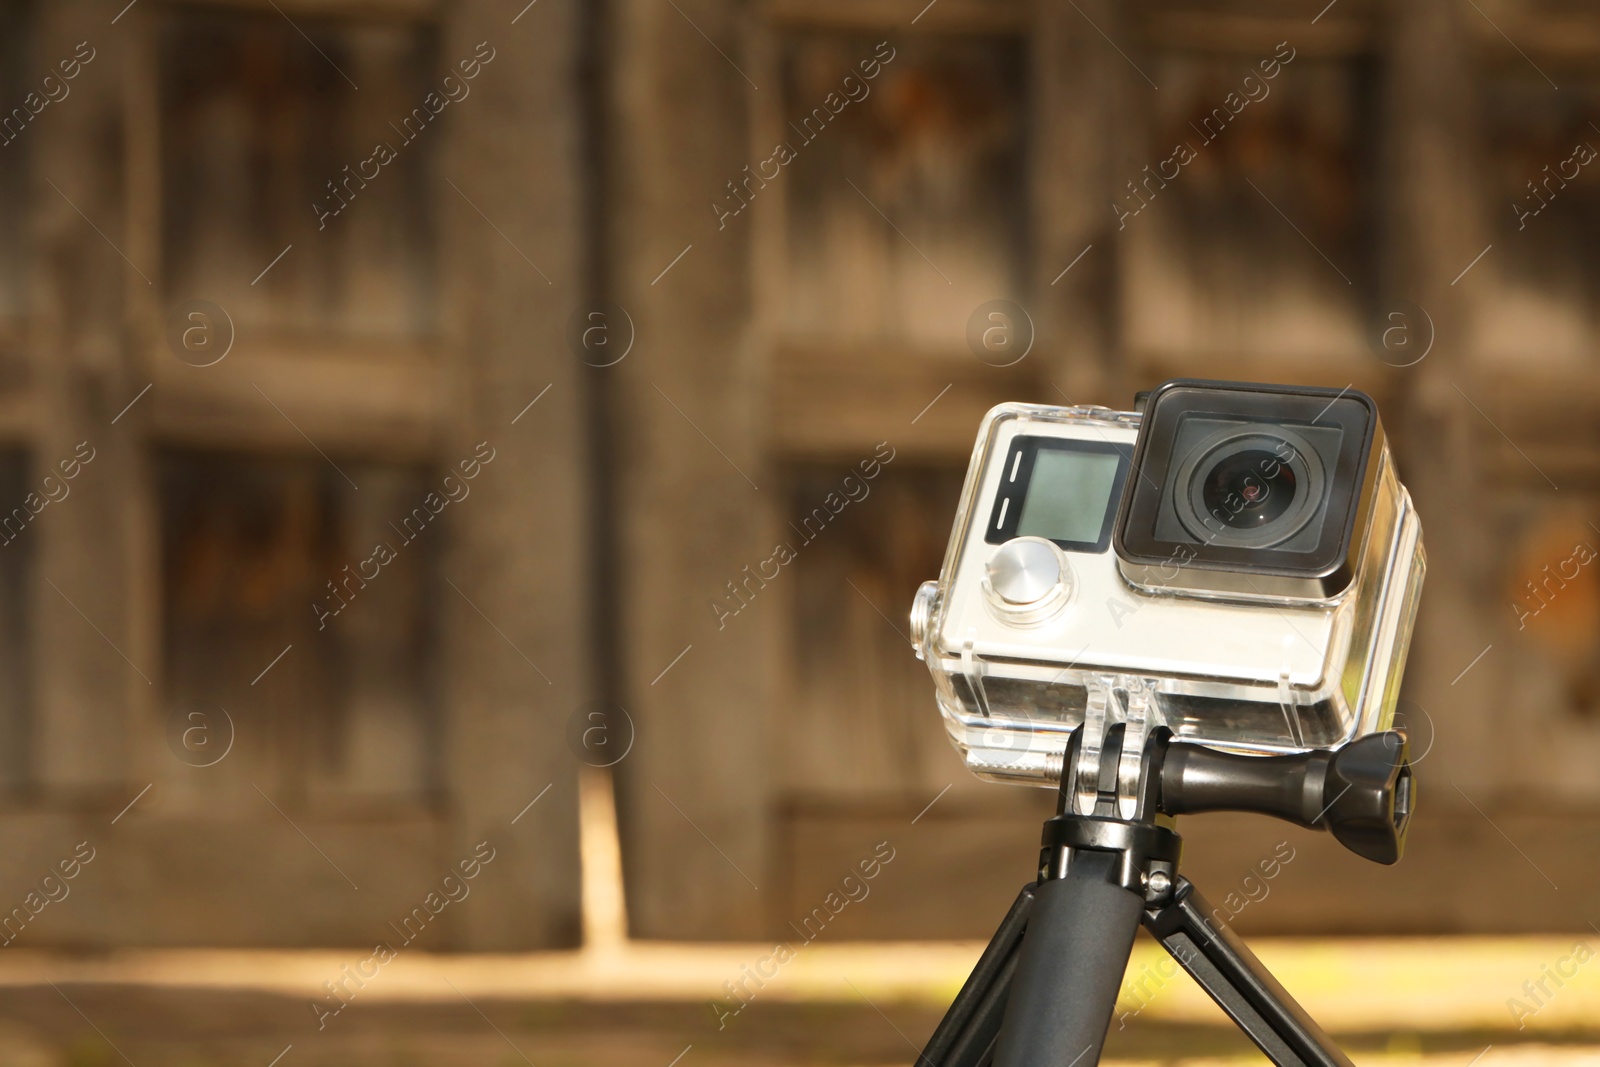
[{"x1": 910, "y1": 379, "x2": 1426, "y2": 786}]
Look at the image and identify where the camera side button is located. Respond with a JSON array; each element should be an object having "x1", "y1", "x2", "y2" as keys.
[{"x1": 983, "y1": 537, "x2": 1071, "y2": 625}]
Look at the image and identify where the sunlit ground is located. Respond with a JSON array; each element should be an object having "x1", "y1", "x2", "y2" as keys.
[
  {"x1": 0, "y1": 934, "x2": 1595, "y2": 1065},
  {"x1": 0, "y1": 780, "x2": 1583, "y2": 1065}
]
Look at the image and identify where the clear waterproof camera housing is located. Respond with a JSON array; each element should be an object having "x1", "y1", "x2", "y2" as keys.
[{"x1": 910, "y1": 379, "x2": 1426, "y2": 786}]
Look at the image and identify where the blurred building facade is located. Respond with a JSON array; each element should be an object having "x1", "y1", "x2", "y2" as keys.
[
  {"x1": 0, "y1": 0, "x2": 1596, "y2": 949},
  {"x1": 0, "y1": 0, "x2": 588, "y2": 950}
]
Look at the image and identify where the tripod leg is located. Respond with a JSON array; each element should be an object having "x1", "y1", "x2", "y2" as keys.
[
  {"x1": 992, "y1": 851, "x2": 1145, "y2": 1067},
  {"x1": 919, "y1": 883, "x2": 1034, "y2": 1066},
  {"x1": 1143, "y1": 877, "x2": 1355, "y2": 1067}
]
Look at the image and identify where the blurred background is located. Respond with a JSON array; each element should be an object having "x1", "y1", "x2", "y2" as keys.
[{"x1": 0, "y1": 0, "x2": 1598, "y2": 1063}]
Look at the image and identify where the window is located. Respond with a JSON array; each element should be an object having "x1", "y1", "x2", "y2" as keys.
[
  {"x1": 160, "y1": 452, "x2": 440, "y2": 808},
  {"x1": 0, "y1": 0, "x2": 31, "y2": 321},
  {"x1": 780, "y1": 463, "x2": 963, "y2": 794},
  {"x1": 159, "y1": 9, "x2": 439, "y2": 339},
  {"x1": 1474, "y1": 73, "x2": 1600, "y2": 368},
  {"x1": 779, "y1": 34, "x2": 1029, "y2": 346},
  {"x1": 0, "y1": 451, "x2": 30, "y2": 791},
  {"x1": 1122, "y1": 48, "x2": 1374, "y2": 361}
]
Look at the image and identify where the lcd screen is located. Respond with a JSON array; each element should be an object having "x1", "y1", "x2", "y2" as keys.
[{"x1": 1016, "y1": 448, "x2": 1122, "y2": 545}]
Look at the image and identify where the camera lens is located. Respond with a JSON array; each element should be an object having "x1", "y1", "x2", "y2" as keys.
[
  {"x1": 1170, "y1": 427, "x2": 1327, "y2": 550},
  {"x1": 1200, "y1": 448, "x2": 1296, "y2": 530}
]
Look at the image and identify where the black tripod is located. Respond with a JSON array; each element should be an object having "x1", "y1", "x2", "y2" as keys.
[{"x1": 921, "y1": 724, "x2": 1413, "y2": 1066}]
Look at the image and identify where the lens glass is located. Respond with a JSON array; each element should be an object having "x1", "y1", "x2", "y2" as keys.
[
  {"x1": 1172, "y1": 425, "x2": 1329, "y2": 551},
  {"x1": 1200, "y1": 448, "x2": 1296, "y2": 530}
]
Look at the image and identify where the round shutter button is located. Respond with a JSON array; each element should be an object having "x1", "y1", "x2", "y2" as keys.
[{"x1": 983, "y1": 537, "x2": 1071, "y2": 624}]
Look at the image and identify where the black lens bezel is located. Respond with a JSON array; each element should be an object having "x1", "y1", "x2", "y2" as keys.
[
  {"x1": 986, "y1": 435, "x2": 1132, "y2": 553},
  {"x1": 1113, "y1": 380, "x2": 1379, "y2": 593}
]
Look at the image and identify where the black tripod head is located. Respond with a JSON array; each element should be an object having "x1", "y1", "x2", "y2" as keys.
[{"x1": 929, "y1": 726, "x2": 1416, "y2": 1067}]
